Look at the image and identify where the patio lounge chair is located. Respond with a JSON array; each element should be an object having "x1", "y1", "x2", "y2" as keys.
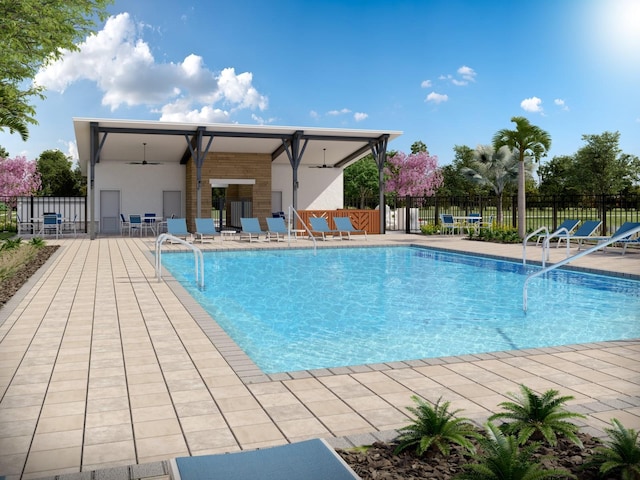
[
  {"x1": 333, "y1": 216, "x2": 367, "y2": 240},
  {"x1": 266, "y1": 216, "x2": 289, "y2": 241},
  {"x1": 535, "y1": 219, "x2": 580, "y2": 246},
  {"x1": 556, "y1": 220, "x2": 602, "y2": 249},
  {"x1": 166, "y1": 218, "x2": 192, "y2": 241},
  {"x1": 309, "y1": 217, "x2": 342, "y2": 240},
  {"x1": 171, "y1": 438, "x2": 359, "y2": 480},
  {"x1": 240, "y1": 217, "x2": 265, "y2": 242},
  {"x1": 587, "y1": 221, "x2": 640, "y2": 255},
  {"x1": 439, "y1": 214, "x2": 460, "y2": 235},
  {"x1": 194, "y1": 218, "x2": 218, "y2": 243}
]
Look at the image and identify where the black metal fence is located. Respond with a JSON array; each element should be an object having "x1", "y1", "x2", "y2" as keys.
[
  {"x1": 345, "y1": 194, "x2": 640, "y2": 234},
  {"x1": 0, "y1": 196, "x2": 87, "y2": 234}
]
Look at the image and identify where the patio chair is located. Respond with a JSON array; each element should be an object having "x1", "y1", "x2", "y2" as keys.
[
  {"x1": 194, "y1": 217, "x2": 218, "y2": 243},
  {"x1": 166, "y1": 218, "x2": 192, "y2": 242},
  {"x1": 16, "y1": 213, "x2": 36, "y2": 235},
  {"x1": 333, "y1": 216, "x2": 367, "y2": 240},
  {"x1": 556, "y1": 220, "x2": 602, "y2": 249},
  {"x1": 309, "y1": 216, "x2": 342, "y2": 240},
  {"x1": 535, "y1": 219, "x2": 580, "y2": 246},
  {"x1": 240, "y1": 217, "x2": 265, "y2": 242},
  {"x1": 439, "y1": 214, "x2": 460, "y2": 235},
  {"x1": 266, "y1": 216, "x2": 289, "y2": 242},
  {"x1": 478, "y1": 214, "x2": 495, "y2": 231},
  {"x1": 463, "y1": 212, "x2": 482, "y2": 234},
  {"x1": 61, "y1": 214, "x2": 78, "y2": 237},
  {"x1": 40, "y1": 213, "x2": 60, "y2": 239},
  {"x1": 143, "y1": 213, "x2": 157, "y2": 235},
  {"x1": 129, "y1": 214, "x2": 143, "y2": 236},
  {"x1": 120, "y1": 214, "x2": 130, "y2": 234}
]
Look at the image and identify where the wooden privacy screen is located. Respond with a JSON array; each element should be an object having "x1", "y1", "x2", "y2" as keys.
[{"x1": 296, "y1": 210, "x2": 380, "y2": 234}]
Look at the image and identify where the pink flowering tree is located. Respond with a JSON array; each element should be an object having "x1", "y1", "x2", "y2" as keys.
[
  {"x1": 384, "y1": 150, "x2": 443, "y2": 199},
  {"x1": 0, "y1": 156, "x2": 42, "y2": 208}
]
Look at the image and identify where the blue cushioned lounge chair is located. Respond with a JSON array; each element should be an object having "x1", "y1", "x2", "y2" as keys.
[
  {"x1": 266, "y1": 216, "x2": 289, "y2": 242},
  {"x1": 166, "y1": 218, "x2": 192, "y2": 241},
  {"x1": 536, "y1": 219, "x2": 580, "y2": 245},
  {"x1": 333, "y1": 216, "x2": 367, "y2": 240},
  {"x1": 194, "y1": 218, "x2": 218, "y2": 243},
  {"x1": 240, "y1": 217, "x2": 265, "y2": 242},
  {"x1": 309, "y1": 217, "x2": 342, "y2": 240},
  {"x1": 591, "y1": 222, "x2": 640, "y2": 255},
  {"x1": 555, "y1": 220, "x2": 602, "y2": 249}
]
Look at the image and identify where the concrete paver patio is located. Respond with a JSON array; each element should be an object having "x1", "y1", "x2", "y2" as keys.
[{"x1": 0, "y1": 234, "x2": 638, "y2": 479}]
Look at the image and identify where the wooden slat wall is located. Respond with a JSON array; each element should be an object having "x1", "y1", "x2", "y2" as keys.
[{"x1": 296, "y1": 210, "x2": 380, "y2": 234}]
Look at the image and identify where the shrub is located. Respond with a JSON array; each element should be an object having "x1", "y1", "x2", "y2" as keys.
[
  {"x1": 457, "y1": 422, "x2": 574, "y2": 480},
  {"x1": 468, "y1": 225, "x2": 521, "y2": 243},
  {"x1": 394, "y1": 395, "x2": 478, "y2": 457},
  {"x1": 489, "y1": 384, "x2": 585, "y2": 447},
  {"x1": 584, "y1": 418, "x2": 640, "y2": 480},
  {"x1": 420, "y1": 223, "x2": 441, "y2": 235}
]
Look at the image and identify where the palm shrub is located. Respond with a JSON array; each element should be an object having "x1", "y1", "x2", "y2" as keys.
[
  {"x1": 456, "y1": 422, "x2": 574, "y2": 480},
  {"x1": 394, "y1": 395, "x2": 478, "y2": 457},
  {"x1": 489, "y1": 384, "x2": 585, "y2": 447},
  {"x1": 584, "y1": 419, "x2": 640, "y2": 480}
]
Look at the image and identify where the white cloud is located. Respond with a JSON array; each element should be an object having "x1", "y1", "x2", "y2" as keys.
[
  {"x1": 309, "y1": 110, "x2": 319, "y2": 119},
  {"x1": 420, "y1": 80, "x2": 432, "y2": 88},
  {"x1": 34, "y1": 12, "x2": 267, "y2": 121},
  {"x1": 354, "y1": 112, "x2": 368, "y2": 122},
  {"x1": 425, "y1": 92, "x2": 448, "y2": 104},
  {"x1": 457, "y1": 65, "x2": 477, "y2": 83},
  {"x1": 521, "y1": 96, "x2": 543, "y2": 113},
  {"x1": 327, "y1": 108, "x2": 351, "y2": 116},
  {"x1": 554, "y1": 98, "x2": 569, "y2": 111}
]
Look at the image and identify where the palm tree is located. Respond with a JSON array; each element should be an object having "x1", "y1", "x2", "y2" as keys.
[
  {"x1": 493, "y1": 117, "x2": 551, "y2": 238},
  {"x1": 461, "y1": 145, "x2": 530, "y2": 224}
]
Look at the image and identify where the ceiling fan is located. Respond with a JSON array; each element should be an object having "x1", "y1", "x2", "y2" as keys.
[
  {"x1": 128, "y1": 142, "x2": 162, "y2": 165},
  {"x1": 309, "y1": 148, "x2": 335, "y2": 168}
]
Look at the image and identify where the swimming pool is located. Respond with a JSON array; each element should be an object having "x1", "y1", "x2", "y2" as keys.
[{"x1": 160, "y1": 246, "x2": 640, "y2": 373}]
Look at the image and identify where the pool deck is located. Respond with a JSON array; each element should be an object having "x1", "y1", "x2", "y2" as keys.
[{"x1": 0, "y1": 233, "x2": 638, "y2": 479}]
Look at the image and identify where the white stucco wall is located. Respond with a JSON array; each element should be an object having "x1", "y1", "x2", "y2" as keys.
[
  {"x1": 92, "y1": 162, "x2": 185, "y2": 226},
  {"x1": 271, "y1": 164, "x2": 344, "y2": 211}
]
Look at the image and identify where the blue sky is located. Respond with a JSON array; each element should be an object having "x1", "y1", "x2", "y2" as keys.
[{"x1": 2, "y1": 0, "x2": 640, "y2": 168}]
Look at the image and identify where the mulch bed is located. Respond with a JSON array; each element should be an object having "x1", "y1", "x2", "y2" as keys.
[
  {"x1": 337, "y1": 433, "x2": 604, "y2": 479},
  {"x1": 0, "y1": 245, "x2": 59, "y2": 308}
]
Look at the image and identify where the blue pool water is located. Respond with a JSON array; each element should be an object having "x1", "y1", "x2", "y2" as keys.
[{"x1": 160, "y1": 246, "x2": 640, "y2": 373}]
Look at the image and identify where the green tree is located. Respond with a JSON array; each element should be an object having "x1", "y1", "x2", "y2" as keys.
[
  {"x1": 0, "y1": 146, "x2": 9, "y2": 158},
  {"x1": 411, "y1": 140, "x2": 428, "y2": 154},
  {"x1": 437, "y1": 145, "x2": 486, "y2": 196},
  {"x1": 572, "y1": 131, "x2": 640, "y2": 196},
  {"x1": 344, "y1": 155, "x2": 379, "y2": 208},
  {"x1": 0, "y1": 0, "x2": 112, "y2": 140},
  {"x1": 493, "y1": 117, "x2": 551, "y2": 238},
  {"x1": 461, "y1": 145, "x2": 526, "y2": 224},
  {"x1": 37, "y1": 150, "x2": 81, "y2": 196},
  {"x1": 537, "y1": 155, "x2": 580, "y2": 196}
]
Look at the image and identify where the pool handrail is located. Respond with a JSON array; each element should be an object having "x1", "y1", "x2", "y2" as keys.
[
  {"x1": 155, "y1": 233, "x2": 204, "y2": 288},
  {"x1": 542, "y1": 227, "x2": 572, "y2": 261},
  {"x1": 522, "y1": 224, "x2": 640, "y2": 311},
  {"x1": 289, "y1": 205, "x2": 317, "y2": 255},
  {"x1": 523, "y1": 227, "x2": 548, "y2": 267}
]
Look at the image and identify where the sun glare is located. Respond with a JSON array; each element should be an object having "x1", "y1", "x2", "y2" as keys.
[{"x1": 595, "y1": 0, "x2": 640, "y2": 65}]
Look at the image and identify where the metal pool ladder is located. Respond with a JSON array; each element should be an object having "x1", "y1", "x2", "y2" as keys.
[
  {"x1": 289, "y1": 205, "x2": 317, "y2": 255},
  {"x1": 155, "y1": 233, "x2": 204, "y2": 288},
  {"x1": 522, "y1": 224, "x2": 640, "y2": 311}
]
